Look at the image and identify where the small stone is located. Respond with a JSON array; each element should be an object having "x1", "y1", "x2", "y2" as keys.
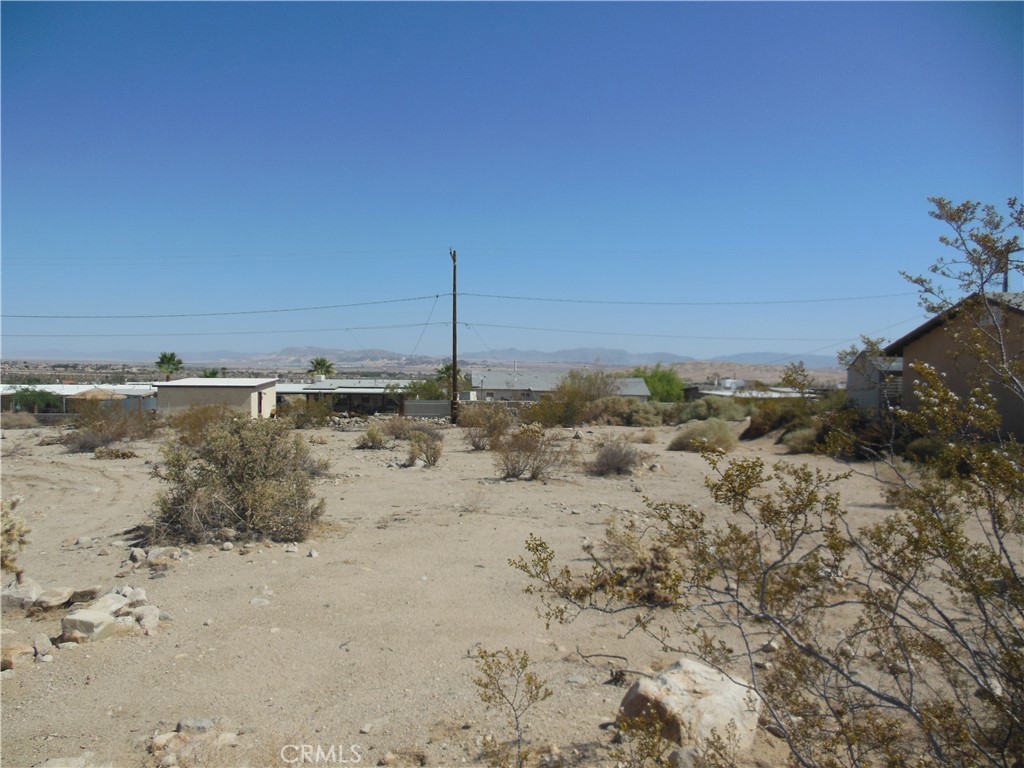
[
  {"x1": 213, "y1": 732, "x2": 240, "y2": 748},
  {"x1": 159, "y1": 610, "x2": 174, "y2": 621},
  {"x1": 34, "y1": 587, "x2": 75, "y2": 610},
  {"x1": 0, "y1": 668, "x2": 14, "y2": 680},
  {"x1": 158, "y1": 755, "x2": 178, "y2": 768},
  {"x1": 2, "y1": 575, "x2": 42, "y2": 611},
  {"x1": 61, "y1": 609, "x2": 118, "y2": 644},
  {"x1": 87, "y1": 593, "x2": 129, "y2": 616},
  {"x1": 284, "y1": 544, "x2": 299, "y2": 554},
  {"x1": 249, "y1": 598, "x2": 270, "y2": 608},
  {"x1": 75, "y1": 537, "x2": 94, "y2": 549},
  {"x1": 177, "y1": 718, "x2": 215, "y2": 733},
  {"x1": 1, "y1": 641, "x2": 35, "y2": 670},
  {"x1": 134, "y1": 605, "x2": 162, "y2": 631},
  {"x1": 34, "y1": 653, "x2": 54, "y2": 663},
  {"x1": 69, "y1": 585, "x2": 103, "y2": 603},
  {"x1": 151, "y1": 731, "x2": 189, "y2": 754},
  {"x1": 57, "y1": 642, "x2": 80, "y2": 651},
  {"x1": 359, "y1": 723, "x2": 372, "y2": 734},
  {"x1": 307, "y1": 549, "x2": 319, "y2": 558},
  {"x1": 33, "y1": 632, "x2": 53, "y2": 657},
  {"x1": 203, "y1": 619, "x2": 213, "y2": 627},
  {"x1": 762, "y1": 640, "x2": 780, "y2": 653},
  {"x1": 130, "y1": 548, "x2": 147, "y2": 563},
  {"x1": 221, "y1": 542, "x2": 234, "y2": 551}
]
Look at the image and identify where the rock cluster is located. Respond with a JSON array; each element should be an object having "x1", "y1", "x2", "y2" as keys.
[
  {"x1": 1, "y1": 576, "x2": 169, "y2": 672},
  {"x1": 149, "y1": 718, "x2": 241, "y2": 767}
]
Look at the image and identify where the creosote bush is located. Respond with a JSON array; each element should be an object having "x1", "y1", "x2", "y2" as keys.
[
  {"x1": 166, "y1": 404, "x2": 240, "y2": 448},
  {"x1": 590, "y1": 439, "x2": 642, "y2": 476},
  {"x1": 1, "y1": 412, "x2": 39, "y2": 429},
  {"x1": 667, "y1": 418, "x2": 737, "y2": 452},
  {"x1": 407, "y1": 430, "x2": 443, "y2": 466},
  {"x1": 493, "y1": 423, "x2": 565, "y2": 480},
  {"x1": 473, "y1": 647, "x2": 552, "y2": 768},
  {"x1": 355, "y1": 423, "x2": 392, "y2": 450},
  {"x1": 152, "y1": 417, "x2": 326, "y2": 544},
  {"x1": 460, "y1": 403, "x2": 514, "y2": 450}
]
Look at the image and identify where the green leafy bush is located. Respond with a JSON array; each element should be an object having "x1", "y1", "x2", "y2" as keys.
[
  {"x1": 667, "y1": 418, "x2": 737, "y2": 452},
  {"x1": 781, "y1": 425, "x2": 820, "y2": 454},
  {"x1": 152, "y1": 418, "x2": 326, "y2": 543},
  {"x1": 522, "y1": 370, "x2": 617, "y2": 427}
]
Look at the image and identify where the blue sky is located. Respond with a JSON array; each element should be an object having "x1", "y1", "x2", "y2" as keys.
[{"x1": 2, "y1": 2, "x2": 1021, "y2": 364}]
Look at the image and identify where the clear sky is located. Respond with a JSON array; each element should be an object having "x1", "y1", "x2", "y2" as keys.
[{"x1": 2, "y1": 2, "x2": 1021, "y2": 364}]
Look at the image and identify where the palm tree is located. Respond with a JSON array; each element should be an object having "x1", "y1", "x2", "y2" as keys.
[
  {"x1": 200, "y1": 368, "x2": 220, "y2": 378},
  {"x1": 307, "y1": 357, "x2": 335, "y2": 379},
  {"x1": 156, "y1": 351, "x2": 184, "y2": 381}
]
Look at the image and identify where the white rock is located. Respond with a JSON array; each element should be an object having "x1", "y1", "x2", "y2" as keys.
[
  {"x1": 2, "y1": 575, "x2": 42, "y2": 611},
  {"x1": 221, "y1": 542, "x2": 234, "y2": 551},
  {"x1": 133, "y1": 605, "x2": 162, "y2": 631},
  {"x1": 618, "y1": 658, "x2": 761, "y2": 751},
  {"x1": 34, "y1": 587, "x2": 75, "y2": 610},
  {"x1": 61, "y1": 609, "x2": 118, "y2": 644},
  {"x1": 86, "y1": 593, "x2": 129, "y2": 615}
]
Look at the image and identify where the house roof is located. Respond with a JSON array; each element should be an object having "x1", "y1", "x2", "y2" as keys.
[
  {"x1": 156, "y1": 378, "x2": 277, "y2": 388},
  {"x1": 469, "y1": 370, "x2": 651, "y2": 397},
  {"x1": 885, "y1": 292, "x2": 1023, "y2": 355},
  {"x1": 303, "y1": 379, "x2": 414, "y2": 393}
]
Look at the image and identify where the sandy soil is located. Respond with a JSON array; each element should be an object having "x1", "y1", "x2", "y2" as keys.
[{"x1": 0, "y1": 419, "x2": 890, "y2": 768}]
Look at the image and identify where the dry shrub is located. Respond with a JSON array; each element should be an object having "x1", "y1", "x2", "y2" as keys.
[
  {"x1": 167, "y1": 404, "x2": 240, "y2": 448},
  {"x1": 630, "y1": 429, "x2": 657, "y2": 444},
  {"x1": 355, "y1": 423, "x2": 392, "y2": 450},
  {"x1": 408, "y1": 430, "x2": 443, "y2": 466},
  {"x1": 382, "y1": 415, "x2": 416, "y2": 440},
  {"x1": 94, "y1": 446, "x2": 138, "y2": 460},
  {"x1": 668, "y1": 418, "x2": 737, "y2": 452},
  {"x1": 494, "y1": 423, "x2": 565, "y2": 480},
  {"x1": 782, "y1": 425, "x2": 820, "y2": 454},
  {"x1": 63, "y1": 400, "x2": 159, "y2": 453},
  {"x1": 277, "y1": 398, "x2": 332, "y2": 429},
  {"x1": 1, "y1": 412, "x2": 39, "y2": 429},
  {"x1": 590, "y1": 439, "x2": 642, "y2": 476},
  {"x1": 1, "y1": 498, "x2": 30, "y2": 574},
  {"x1": 460, "y1": 403, "x2": 514, "y2": 450},
  {"x1": 152, "y1": 417, "x2": 326, "y2": 544}
]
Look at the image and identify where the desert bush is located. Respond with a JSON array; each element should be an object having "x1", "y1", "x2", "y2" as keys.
[
  {"x1": 629, "y1": 429, "x2": 657, "y2": 445},
  {"x1": 152, "y1": 417, "x2": 326, "y2": 544},
  {"x1": 381, "y1": 415, "x2": 416, "y2": 441},
  {"x1": 494, "y1": 423, "x2": 565, "y2": 480},
  {"x1": 460, "y1": 403, "x2": 514, "y2": 450},
  {"x1": 473, "y1": 647, "x2": 551, "y2": 768},
  {"x1": 741, "y1": 397, "x2": 809, "y2": 439},
  {"x1": 408, "y1": 430, "x2": 443, "y2": 466},
  {"x1": 277, "y1": 398, "x2": 332, "y2": 429},
  {"x1": 589, "y1": 439, "x2": 641, "y2": 476},
  {"x1": 630, "y1": 363, "x2": 687, "y2": 403},
  {"x1": 666, "y1": 396, "x2": 751, "y2": 425},
  {"x1": 781, "y1": 425, "x2": 819, "y2": 454},
  {"x1": 167, "y1": 404, "x2": 240, "y2": 448},
  {"x1": 355, "y1": 423, "x2": 392, "y2": 450},
  {"x1": 94, "y1": 446, "x2": 138, "y2": 460},
  {"x1": 408, "y1": 421, "x2": 444, "y2": 443},
  {"x1": 667, "y1": 418, "x2": 736, "y2": 452},
  {"x1": 63, "y1": 400, "x2": 160, "y2": 452},
  {"x1": 903, "y1": 435, "x2": 944, "y2": 463},
  {"x1": 1, "y1": 498, "x2": 29, "y2": 575},
  {"x1": 523, "y1": 370, "x2": 617, "y2": 427},
  {"x1": 1, "y1": 412, "x2": 39, "y2": 429}
]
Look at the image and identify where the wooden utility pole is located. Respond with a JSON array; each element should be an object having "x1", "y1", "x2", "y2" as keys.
[{"x1": 450, "y1": 248, "x2": 459, "y2": 425}]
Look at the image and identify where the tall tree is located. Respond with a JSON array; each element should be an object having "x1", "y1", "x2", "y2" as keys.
[
  {"x1": 155, "y1": 352, "x2": 183, "y2": 382},
  {"x1": 307, "y1": 357, "x2": 336, "y2": 378}
]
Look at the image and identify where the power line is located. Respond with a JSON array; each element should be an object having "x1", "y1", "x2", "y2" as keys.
[
  {"x1": 462, "y1": 292, "x2": 917, "y2": 306},
  {"x1": 1, "y1": 322, "x2": 449, "y2": 338},
  {"x1": 3, "y1": 295, "x2": 442, "y2": 320}
]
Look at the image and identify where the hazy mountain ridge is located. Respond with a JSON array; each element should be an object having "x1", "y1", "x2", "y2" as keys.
[{"x1": 3, "y1": 346, "x2": 841, "y2": 370}]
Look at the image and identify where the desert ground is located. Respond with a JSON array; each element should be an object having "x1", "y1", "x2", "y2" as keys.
[{"x1": 1, "y1": 416, "x2": 890, "y2": 768}]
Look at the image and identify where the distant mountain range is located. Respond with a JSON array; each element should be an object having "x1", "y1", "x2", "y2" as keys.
[{"x1": 2, "y1": 346, "x2": 842, "y2": 370}]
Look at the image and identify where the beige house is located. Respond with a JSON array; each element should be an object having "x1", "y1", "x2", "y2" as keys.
[
  {"x1": 885, "y1": 292, "x2": 1023, "y2": 437},
  {"x1": 156, "y1": 378, "x2": 277, "y2": 418}
]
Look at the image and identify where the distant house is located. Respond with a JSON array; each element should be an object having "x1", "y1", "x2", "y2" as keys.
[
  {"x1": 1, "y1": 383, "x2": 156, "y2": 414},
  {"x1": 884, "y1": 292, "x2": 1023, "y2": 436},
  {"x1": 156, "y1": 378, "x2": 277, "y2": 418},
  {"x1": 469, "y1": 370, "x2": 650, "y2": 402},
  {"x1": 845, "y1": 353, "x2": 903, "y2": 412},
  {"x1": 297, "y1": 378, "x2": 413, "y2": 415}
]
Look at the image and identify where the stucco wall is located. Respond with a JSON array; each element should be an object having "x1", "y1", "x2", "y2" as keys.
[
  {"x1": 157, "y1": 384, "x2": 276, "y2": 418},
  {"x1": 901, "y1": 311, "x2": 1022, "y2": 437}
]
